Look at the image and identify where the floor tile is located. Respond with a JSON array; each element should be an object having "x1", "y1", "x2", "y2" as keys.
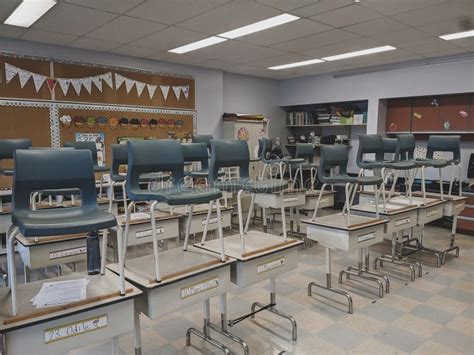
[{"x1": 376, "y1": 325, "x2": 424, "y2": 352}]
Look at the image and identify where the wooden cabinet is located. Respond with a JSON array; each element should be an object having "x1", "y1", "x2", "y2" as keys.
[
  {"x1": 386, "y1": 98, "x2": 412, "y2": 132},
  {"x1": 438, "y1": 94, "x2": 470, "y2": 132},
  {"x1": 411, "y1": 97, "x2": 439, "y2": 132}
]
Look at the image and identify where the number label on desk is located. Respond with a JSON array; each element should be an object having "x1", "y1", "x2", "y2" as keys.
[
  {"x1": 44, "y1": 314, "x2": 108, "y2": 344},
  {"x1": 454, "y1": 203, "x2": 464, "y2": 211},
  {"x1": 319, "y1": 198, "x2": 329, "y2": 204},
  {"x1": 283, "y1": 197, "x2": 298, "y2": 203},
  {"x1": 427, "y1": 209, "x2": 441, "y2": 217},
  {"x1": 395, "y1": 218, "x2": 411, "y2": 227},
  {"x1": 49, "y1": 246, "x2": 87, "y2": 260},
  {"x1": 358, "y1": 232, "x2": 376, "y2": 243},
  {"x1": 136, "y1": 228, "x2": 164, "y2": 239},
  {"x1": 201, "y1": 217, "x2": 223, "y2": 226},
  {"x1": 180, "y1": 277, "x2": 219, "y2": 299},
  {"x1": 257, "y1": 257, "x2": 285, "y2": 274}
]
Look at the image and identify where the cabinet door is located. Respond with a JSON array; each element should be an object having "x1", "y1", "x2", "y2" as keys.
[
  {"x1": 411, "y1": 97, "x2": 439, "y2": 132},
  {"x1": 438, "y1": 94, "x2": 470, "y2": 132},
  {"x1": 386, "y1": 98, "x2": 412, "y2": 132}
]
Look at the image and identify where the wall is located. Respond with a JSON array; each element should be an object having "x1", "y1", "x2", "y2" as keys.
[
  {"x1": 223, "y1": 72, "x2": 286, "y2": 139},
  {"x1": 280, "y1": 58, "x2": 474, "y2": 179}
]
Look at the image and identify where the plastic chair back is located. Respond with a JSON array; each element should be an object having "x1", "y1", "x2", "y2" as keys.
[
  {"x1": 193, "y1": 135, "x2": 213, "y2": 149},
  {"x1": 110, "y1": 144, "x2": 128, "y2": 181},
  {"x1": 209, "y1": 140, "x2": 249, "y2": 183},
  {"x1": 318, "y1": 145, "x2": 349, "y2": 183},
  {"x1": 64, "y1": 141, "x2": 99, "y2": 166},
  {"x1": 357, "y1": 134, "x2": 384, "y2": 168},
  {"x1": 181, "y1": 143, "x2": 209, "y2": 170},
  {"x1": 295, "y1": 143, "x2": 315, "y2": 163},
  {"x1": 395, "y1": 134, "x2": 415, "y2": 161},
  {"x1": 427, "y1": 135, "x2": 461, "y2": 164}
]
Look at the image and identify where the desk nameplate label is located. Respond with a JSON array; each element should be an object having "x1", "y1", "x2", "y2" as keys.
[
  {"x1": 180, "y1": 277, "x2": 219, "y2": 299},
  {"x1": 283, "y1": 197, "x2": 298, "y2": 203},
  {"x1": 427, "y1": 209, "x2": 441, "y2": 217},
  {"x1": 395, "y1": 217, "x2": 411, "y2": 227},
  {"x1": 49, "y1": 246, "x2": 86, "y2": 260},
  {"x1": 44, "y1": 314, "x2": 107, "y2": 344},
  {"x1": 257, "y1": 257, "x2": 285, "y2": 274},
  {"x1": 136, "y1": 228, "x2": 164, "y2": 239},
  {"x1": 358, "y1": 232, "x2": 376, "y2": 243},
  {"x1": 201, "y1": 217, "x2": 223, "y2": 226}
]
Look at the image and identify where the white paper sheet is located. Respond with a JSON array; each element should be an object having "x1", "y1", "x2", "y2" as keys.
[{"x1": 31, "y1": 278, "x2": 89, "y2": 308}]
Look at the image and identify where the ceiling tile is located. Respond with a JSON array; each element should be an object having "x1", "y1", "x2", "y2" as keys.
[
  {"x1": 291, "y1": 0, "x2": 356, "y2": 17},
  {"x1": 394, "y1": 0, "x2": 474, "y2": 27},
  {"x1": 69, "y1": 37, "x2": 122, "y2": 51},
  {"x1": 271, "y1": 29, "x2": 360, "y2": 52},
  {"x1": 86, "y1": 16, "x2": 166, "y2": 43},
  {"x1": 417, "y1": 20, "x2": 472, "y2": 37},
  {"x1": 339, "y1": 49, "x2": 422, "y2": 68},
  {"x1": 176, "y1": 1, "x2": 280, "y2": 35},
  {"x1": 289, "y1": 61, "x2": 351, "y2": 76},
  {"x1": 127, "y1": 0, "x2": 229, "y2": 25},
  {"x1": 256, "y1": 0, "x2": 319, "y2": 12},
  {"x1": 302, "y1": 37, "x2": 384, "y2": 57},
  {"x1": 0, "y1": 24, "x2": 27, "y2": 38},
  {"x1": 450, "y1": 38, "x2": 474, "y2": 51},
  {"x1": 360, "y1": 0, "x2": 446, "y2": 16},
  {"x1": 111, "y1": 44, "x2": 159, "y2": 58},
  {"x1": 371, "y1": 28, "x2": 433, "y2": 47},
  {"x1": 221, "y1": 63, "x2": 262, "y2": 75},
  {"x1": 20, "y1": 29, "x2": 77, "y2": 46},
  {"x1": 311, "y1": 4, "x2": 381, "y2": 28},
  {"x1": 163, "y1": 54, "x2": 205, "y2": 66},
  {"x1": 402, "y1": 38, "x2": 466, "y2": 57},
  {"x1": 133, "y1": 26, "x2": 208, "y2": 51},
  {"x1": 343, "y1": 18, "x2": 408, "y2": 37},
  {"x1": 32, "y1": 3, "x2": 117, "y2": 36},
  {"x1": 146, "y1": 51, "x2": 175, "y2": 61},
  {"x1": 238, "y1": 19, "x2": 333, "y2": 46},
  {"x1": 246, "y1": 52, "x2": 314, "y2": 68},
  {"x1": 195, "y1": 58, "x2": 235, "y2": 69},
  {"x1": 0, "y1": 0, "x2": 21, "y2": 22},
  {"x1": 65, "y1": 0, "x2": 144, "y2": 14}
]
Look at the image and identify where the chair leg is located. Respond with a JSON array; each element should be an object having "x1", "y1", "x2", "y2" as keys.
[
  {"x1": 150, "y1": 201, "x2": 162, "y2": 282},
  {"x1": 448, "y1": 163, "x2": 455, "y2": 197},
  {"x1": 281, "y1": 191, "x2": 288, "y2": 240},
  {"x1": 100, "y1": 228, "x2": 108, "y2": 275},
  {"x1": 311, "y1": 183, "x2": 327, "y2": 220},
  {"x1": 237, "y1": 190, "x2": 246, "y2": 255},
  {"x1": 200, "y1": 201, "x2": 214, "y2": 245},
  {"x1": 121, "y1": 181, "x2": 128, "y2": 217},
  {"x1": 108, "y1": 181, "x2": 115, "y2": 213},
  {"x1": 122, "y1": 201, "x2": 136, "y2": 260},
  {"x1": 421, "y1": 166, "x2": 427, "y2": 204},
  {"x1": 215, "y1": 199, "x2": 226, "y2": 262},
  {"x1": 244, "y1": 193, "x2": 255, "y2": 234},
  {"x1": 7, "y1": 227, "x2": 20, "y2": 315},
  {"x1": 183, "y1": 204, "x2": 194, "y2": 252},
  {"x1": 440, "y1": 167, "x2": 446, "y2": 199}
]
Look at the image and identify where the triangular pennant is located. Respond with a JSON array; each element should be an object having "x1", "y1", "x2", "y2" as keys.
[
  {"x1": 172, "y1": 86, "x2": 181, "y2": 100},
  {"x1": 101, "y1": 72, "x2": 113, "y2": 88},
  {"x1": 57, "y1": 78, "x2": 70, "y2": 96},
  {"x1": 18, "y1": 69, "x2": 31, "y2": 88},
  {"x1": 160, "y1": 85, "x2": 170, "y2": 100},
  {"x1": 4, "y1": 63, "x2": 18, "y2": 83},
  {"x1": 32, "y1": 73, "x2": 47, "y2": 93},
  {"x1": 125, "y1": 78, "x2": 135, "y2": 94},
  {"x1": 147, "y1": 84, "x2": 157, "y2": 100},
  {"x1": 181, "y1": 85, "x2": 190, "y2": 99},
  {"x1": 91, "y1": 75, "x2": 103, "y2": 92},
  {"x1": 46, "y1": 78, "x2": 57, "y2": 93},
  {"x1": 70, "y1": 78, "x2": 82, "y2": 95},
  {"x1": 114, "y1": 73, "x2": 126, "y2": 90},
  {"x1": 82, "y1": 77, "x2": 92, "y2": 95},
  {"x1": 136, "y1": 81, "x2": 146, "y2": 97}
]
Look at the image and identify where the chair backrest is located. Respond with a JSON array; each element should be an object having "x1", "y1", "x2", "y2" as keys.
[
  {"x1": 395, "y1": 134, "x2": 415, "y2": 161},
  {"x1": 258, "y1": 138, "x2": 272, "y2": 160},
  {"x1": 110, "y1": 144, "x2": 128, "y2": 181},
  {"x1": 0, "y1": 139, "x2": 32, "y2": 160},
  {"x1": 181, "y1": 143, "x2": 209, "y2": 170},
  {"x1": 193, "y1": 135, "x2": 213, "y2": 149},
  {"x1": 209, "y1": 140, "x2": 249, "y2": 183},
  {"x1": 318, "y1": 145, "x2": 349, "y2": 183},
  {"x1": 427, "y1": 135, "x2": 461, "y2": 164},
  {"x1": 357, "y1": 134, "x2": 384, "y2": 168},
  {"x1": 12, "y1": 149, "x2": 97, "y2": 215},
  {"x1": 126, "y1": 140, "x2": 184, "y2": 194},
  {"x1": 295, "y1": 143, "x2": 314, "y2": 163},
  {"x1": 64, "y1": 141, "x2": 99, "y2": 166}
]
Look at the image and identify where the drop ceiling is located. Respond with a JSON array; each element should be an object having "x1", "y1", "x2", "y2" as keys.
[{"x1": 0, "y1": 0, "x2": 472, "y2": 79}]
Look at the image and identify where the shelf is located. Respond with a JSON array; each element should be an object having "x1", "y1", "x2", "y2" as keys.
[
  {"x1": 386, "y1": 131, "x2": 474, "y2": 134},
  {"x1": 285, "y1": 144, "x2": 352, "y2": 148},
  {"x1": 286, "y1": 124, "x2": 367, "y2": 128}
]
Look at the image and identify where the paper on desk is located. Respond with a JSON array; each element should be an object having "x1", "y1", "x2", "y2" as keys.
[
  {"x1": 130, "y1": 212, "x2": 150, "y2": 221},
  {"x1": 30, "y1": 278, "x2": 89, "y2": 308}
]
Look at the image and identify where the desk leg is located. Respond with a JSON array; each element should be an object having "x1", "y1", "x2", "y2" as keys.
[
  {"x1": 402, "y1": 225, "x2": 442, "y2": 268},
  {"x1": 134, "y1": 307, "x2": 142, "y2": 355},
  {"x1": 442, "y1": 215, "x2": 460, "y2": 264},
  {"x1": 308, "y1": 248, "x2": 353, "y2": 314}
]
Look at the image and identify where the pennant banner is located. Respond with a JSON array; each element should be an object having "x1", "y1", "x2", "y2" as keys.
[
  {"x1": 147, "y1": 84, "x2": 157, "y2": 100},
  {"x1": 58, "y1": 78, "x2": 70, "y2": 96},
  {"x1": 101, "y1": 72, "x2": 113, "y2": 89},
  {"x1": 181, "y1": 85, "x2": 190, "y2": 99},
  {"x1": 46, "y1": 79, "x2": 57, "y2": 93},
  {"x1": 82, "y1": 77, "x2": 92, "y2": 94},
  {"x1": 115, "y1": 73, "x2": 126, "y2": 90},
  {"x1": 91, "y1": 75, "x2": 103, "y2": 92},
  {"x1": 5, "y1": 63, "x2": 18, "y2": 83},
  {"x1": 125, "y1": 77, "x2": 135, "y2": 94},
  {"x1": 70, "y1": 78, "x2": 82, "y2": 95},
  {"x1": 32, "y1": 73, "x2": 47, "y2": 93},
  {"x1": 18, "y1": 69, "x2": 32, "y2": 88},
  {"x1": 160, "y1": 85, "x2": 170, "y2": 100},
  {"x1": 172, "y1": 86, "x2": 181, "y2": 100},
  {"x1": 136, "y1": 81, "x2": 146, "y2": 97}
]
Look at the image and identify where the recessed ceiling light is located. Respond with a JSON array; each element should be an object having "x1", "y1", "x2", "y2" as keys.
[
  {"x1": 439, "y1": 29, "x2": 474, "y2": 41},
  {"x1": 4, "y1": 0, "x2": 57, "y2": 28},
  {"x1": 168, "y1": 36, "x2": 227, "y2": 54},
  {"x1": 322, "y1": 45, "x2": 396, "y2": 61},
  {"x1": 219, "y1": 13, "x2": 300, "y2": 39},
  {"x1": 268, "y1": 58, "x2": 325, "y2": 70}
]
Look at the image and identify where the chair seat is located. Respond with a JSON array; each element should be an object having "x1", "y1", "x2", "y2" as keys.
[
  {"x1": 359, "y1": 160, "x2": 393, "y2": 169},
  {"x1": 416, "y1": 158, "x2": 449, "y2": 168},
  {"x1": 111, "y1": 173, "x2": 171, "y2": 184},
  {"x1": 214, "y1": 178, "x2": 288, "y2": 194},
  {"x1": 94, "y1": 165, "x2": 109, "y2": 173},
  {"x1": 283, "y1": 158, "x2": 305, "y2": 165},
  {"x1": 13, "y1": 208, "x2": 117, "y2": 237},
  {"x1": 262, "y1": 158, "x2": 284, "y2": 164},
  {"x1": 127, "y1": 186, "x2": 222, "y2": 205},
  {"x1": 40, "y1": 188, "x2": 80, "y2": 196},
  {"x1": 187, "y1": 169, "x2": 225, "y2": 178},
  {"x1": 299, "y1": 163, "x2": 318, "y2": 170},
  {"x1": 321, "y1": 175, "x2": 383, "y2": 186},
  {"x1": 384, "y1": 160, "x2": 418, "y2": 170}
]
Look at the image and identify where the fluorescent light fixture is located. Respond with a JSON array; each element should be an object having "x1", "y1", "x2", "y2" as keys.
[
  {"x1": 322, "y1": 45, "x2": 397, "y2": 61},
  {"x1": 268, "y1": 58, "x2": 325, "y2": 70},
  {"x1": 219, "y1": 13, "x2": 300, "y2": 39},
  {"x1": 439, "y1": 29, "x2": 474, "y2": 41},
  {"x1": 4, "y1": 0, "x2": 57, "y2": 28},
  {"x1": 168, "y1": 36, "x2": 227, "y2": 54}
]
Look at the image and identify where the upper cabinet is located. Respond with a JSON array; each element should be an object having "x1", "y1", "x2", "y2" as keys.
[
  {"x1": 386, "y1": 98, "x2": 412, "y2": 132},
  {"x1": 438, "y1": 94, "x2": 470, "y2": 132}
]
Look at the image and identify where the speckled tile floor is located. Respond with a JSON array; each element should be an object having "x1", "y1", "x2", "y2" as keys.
[{"x1": 5, "y1": 215, "x2": 474, "y2": 354}]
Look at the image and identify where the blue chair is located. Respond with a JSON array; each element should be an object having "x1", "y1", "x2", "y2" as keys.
[
  {"x1": 193, "y1": 135, "x2": 213, "y2": 150},
  {"x1": 258, "y1": 138, "x2": 285, "y2": 180},
  {"x1": 7, "y1": 149, "x2": 121, "y2": 315},
  {"x1": 181, "y1": 143, "x2": 224, "y2": 186},
  {"x1": 124, "y1": 140, "x2": 225, "y2": 282},
  {"x1": 0, "y1": 139, "x2": 32, "y2": 176},
  {"x1": 293, "y1": 143, "x2": 318, "y2": 190}
]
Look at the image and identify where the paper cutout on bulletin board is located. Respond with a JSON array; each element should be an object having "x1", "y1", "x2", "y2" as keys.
[
  {"x1": 413, "y1": 112, "x2": 422, "y2": 119},
  {"x1": 459, "y1": 110, "x2": 468, "y2": 118},
  {"x1": 388, "y1": 123, "x2": 397, "y2": 132}
]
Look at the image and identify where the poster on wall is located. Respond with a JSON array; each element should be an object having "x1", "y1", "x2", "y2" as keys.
[{"x1": 75, "y1": 132, "x2": 106, "y2": 166}]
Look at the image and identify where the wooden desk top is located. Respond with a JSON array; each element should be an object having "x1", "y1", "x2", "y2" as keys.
[
  {"x1": 16, "y1": 233, "x2": 87, "y2": 247},
  {"x1": 116, "y1": 211, "x2": 180, "y2": 226},
  {"x1": 351, "y1": 202, "x2": 418, "y2": 216},
  {"x1": 412, "y1": 192, "x2": 468, "y2": 202},
  {"x1": 305, "y1": 190, "x2": 336, "y2": 198},
  {"x1": 159, "y1": 203, "x2": 233, "y2": 217},
  {"x1": 0, "y1": 270, "x2": 141, "y2": 332},
  {"x1": 389, "y1": 196, "x2": 445, "y2": 209},
  {"x1": 302, "y1": 212, "x2": 387, "y2": 231}
]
